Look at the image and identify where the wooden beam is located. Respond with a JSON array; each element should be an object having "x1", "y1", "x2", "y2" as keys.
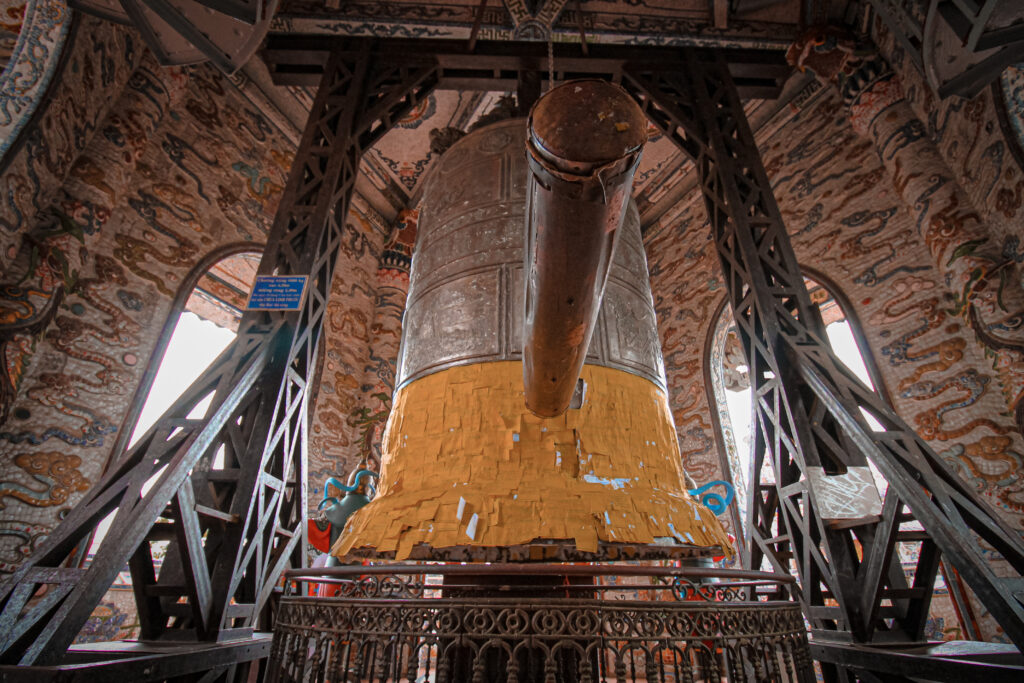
[
  {"x1": 467, "y1": 0, "x2": 489, "y2": 51},
  {"x1": 262, "y1": 36, "x2": 791, "y2": 101},
  {"x1": 713, "y1": 0, "x2": 728, "y2": 29}
]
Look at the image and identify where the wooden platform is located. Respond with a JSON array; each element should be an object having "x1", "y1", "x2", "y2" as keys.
[
  {"x1": 812, "y1": 639, "x2": 1024, "y2": 682},
  {"x1": 0, "y1": 633, "x2": 272, "y2": 682}
]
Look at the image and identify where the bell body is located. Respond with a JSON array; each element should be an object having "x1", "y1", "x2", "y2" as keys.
[{"x1": 335, "y1": 118, "x2": 732, "y2": 562}]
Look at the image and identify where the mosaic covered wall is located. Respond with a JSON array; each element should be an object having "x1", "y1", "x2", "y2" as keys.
[
  {"x1": 0, "y1": 25, "x2": 294, "y2": 580},
  {"x1": 780, "y1": 25, "x2": 1024, "y2": 439},
  {"x1": 0, "y1": 14, "x2": 140, "y2": 270},
  {"x1": 643, "y1": 77, "x2": 1024, "y2": 640},
  {"x1": 307, "y1": 208, "x2": 418, "y2": 511},
  {"x1": 874, "y1": 23, "x2": 1024, "y2": 254}
]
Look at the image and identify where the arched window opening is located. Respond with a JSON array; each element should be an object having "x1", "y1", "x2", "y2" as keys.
[
  {"x1": 128, "y1": 251, "x2": 260, "y2": 445},
  {"x1": 708, "y1": 276, "x2": 887, "y2": 542},
  {"x1": 76, "y1": 249, "x2": 260, "y2": 644},
  {"x1": 708, "y1": 275, "x2": 969, "y2": 641}
]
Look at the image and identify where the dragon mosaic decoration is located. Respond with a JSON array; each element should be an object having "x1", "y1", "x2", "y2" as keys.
[
  {"x1": 644, "y1": 68, "x2": 1024, "y2": 640},
  {"x1": 0, "y1": 19, "x2": 293, "y2": 640},
  {"x1": 308, "y1": 209, "x2": 418, "y2": 512}
]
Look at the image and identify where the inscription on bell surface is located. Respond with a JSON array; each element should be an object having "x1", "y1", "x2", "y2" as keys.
[{"x1": 400, "y1": 271, "x2": 502, "y2": 378}]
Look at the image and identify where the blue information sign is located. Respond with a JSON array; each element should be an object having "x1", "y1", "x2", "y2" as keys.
[{"x1": 246, "y1": 275, "x2": 309, "y2": 311}]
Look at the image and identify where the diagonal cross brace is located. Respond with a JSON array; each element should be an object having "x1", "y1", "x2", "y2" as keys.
[
  {"x1": 796, "y1": 342, "x2": 1024, "y2": 646},
  {"x1": 0, "y1": 336, "x2": 272, "y2": 663},
  {"x1": 0, "y1": 40, "x2": 440, "y2": 665},
  {"x1": 630, "y1": 47, "x2": 1024, "y2": 649}
]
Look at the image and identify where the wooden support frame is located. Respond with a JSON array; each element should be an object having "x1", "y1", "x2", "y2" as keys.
[
  {"x1": 0, "y1": 634, "x2": 272, "y2": 683},
  {"x1": 261, "y1": 35, "x2": 791, "y2": 99},
  {"x1": 0, "y1": 39, "x2": 438, "y2": 667},
  {"x1": 621, "y1": 48, "x2": 1024, "y2": 679}
]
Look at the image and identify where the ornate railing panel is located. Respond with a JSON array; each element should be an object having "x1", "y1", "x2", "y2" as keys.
[{"x1": 268, "y1": 564, "x2": 813, "y2": 683}]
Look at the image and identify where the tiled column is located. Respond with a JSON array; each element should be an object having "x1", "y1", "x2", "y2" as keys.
[
  {"x1": 790, "y1": 29, "x2": 1024, "y2": 433},
  {"x1": 359, "y1": 208, "x2": 418, "y2": 461},
  {"x1": 307, "y1": 209, "x2": 416, "y2": 503}
]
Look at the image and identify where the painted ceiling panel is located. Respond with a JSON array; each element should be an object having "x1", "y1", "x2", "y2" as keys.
[
  {"x1": 273, "y1": 0, "x2": 804, "y2": 47},
  {"x1": 363, "y1": 89, "x2": 505, "y2": 215}
]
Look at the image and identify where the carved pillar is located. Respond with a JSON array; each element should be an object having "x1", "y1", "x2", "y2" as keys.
[{"x1": 789, "y1": 28, "x2": 1024, "y2": 433}]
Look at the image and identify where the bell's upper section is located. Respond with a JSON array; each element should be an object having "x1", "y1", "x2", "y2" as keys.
[
  {"x1": 396, "y1": 118, "x2": 668, "y2": 392},
  {"x1": 529, "y1": 79, "x2": 647, "y2": 174}
]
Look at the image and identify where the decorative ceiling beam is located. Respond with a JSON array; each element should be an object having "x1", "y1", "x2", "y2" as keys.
[
  {"x1": 262, "y1": 36, "x2": 791, "y2": 101},
  {"x1": 270, "y1": 2, "x2": 797, "y2": 50},
  {"x1": 503, "y1": 0, "x2": 570, "y2": 38}
]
